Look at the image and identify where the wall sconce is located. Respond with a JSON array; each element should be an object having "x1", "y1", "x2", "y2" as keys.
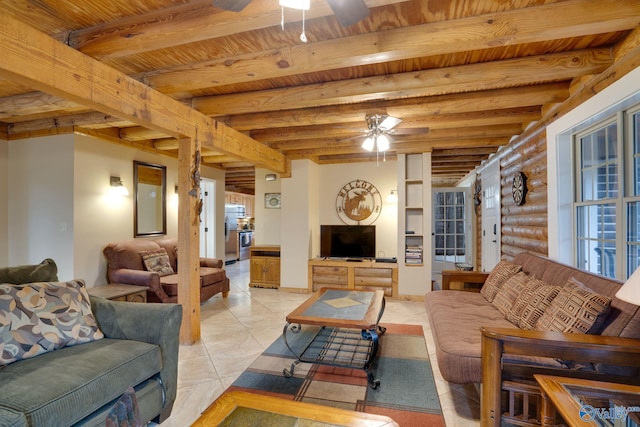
[
  {"x1": 265, "y1": 173, "x2": 277, "y2": 182},
  {"x1": 175, "y1": 185, "x2": 179, "y2": 194},
  {"x1": 387, "y1": 190, "x2": 398, "y2": 203},
  {"x1": 110, "y1": 176, "x2": 129, "y2": 196}
]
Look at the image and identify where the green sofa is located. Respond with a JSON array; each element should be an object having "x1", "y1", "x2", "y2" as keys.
[{"x1": 0, "y1": 260, "x2": 182, "y2": 426}]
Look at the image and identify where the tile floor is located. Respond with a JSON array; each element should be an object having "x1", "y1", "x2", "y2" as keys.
[{"x1": 159, "y1": 260, "x2": 481, "y2": 427}]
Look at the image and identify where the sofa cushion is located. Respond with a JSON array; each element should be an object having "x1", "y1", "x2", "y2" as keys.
[
  {"x1": 424, "y1": 290, "x2": 516, "y2": 383},
  {"x1": 0, "y1": 258, "x2": 58, "y2": 285},
  {"x1": 200, "y1": 267, "x2": 227, "y2": 286},
  {"x1": 0, "y1": 280, "x2": 104, "y2": 367},
  {"x1": 536, "y1": 277, "x2": 612, "y2": 334},
  {"x1": 480, "y1": 260, "x2": 522, "y2": 302},
  {"x1": 0, "y1": 338, "x2": 162, "y2": 427},
  {"x1": 140, "y1": 248, "x2": 174, "y2": 277},
  {"x1": 492, "y1": 271, "x2": 531, "y2": 318},
  {"x1": 509, "y1": 283, "x2": 562, "y2": 330}
]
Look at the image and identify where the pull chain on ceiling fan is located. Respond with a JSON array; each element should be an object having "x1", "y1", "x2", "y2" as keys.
[{"x1": 362, "y1": 114, "x2": 402, "y2": 153}]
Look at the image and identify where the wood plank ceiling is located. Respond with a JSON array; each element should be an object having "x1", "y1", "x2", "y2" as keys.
[{"x1": 1, "y1": 0, "x2": 638, "y2": 193}]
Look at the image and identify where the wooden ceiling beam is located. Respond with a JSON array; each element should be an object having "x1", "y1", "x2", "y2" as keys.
[
  {"x1": 223, "y1": 83, "x2": 568, "y2": 131},
  {"x1": 144, "y1": 0, "x2": 637, "y2": 93},
  {"x1": 63, "y1": 0, "x2": 405, "y2": 60},
  {"x1": 0, "y1": 12, "x2": 286, "y2": 173},
  {"x1": 193, "y1": 49, "x2": 610, "y2": 116}
]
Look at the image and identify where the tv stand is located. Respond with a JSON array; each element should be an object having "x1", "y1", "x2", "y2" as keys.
[{"x1": 308, "y1": 258, "x2": 398, "y2": 297}]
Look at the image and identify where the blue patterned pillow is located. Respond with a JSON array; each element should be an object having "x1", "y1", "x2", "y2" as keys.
[{"x1": 0, "y1": 280, "x2": 104, "y2": 366}]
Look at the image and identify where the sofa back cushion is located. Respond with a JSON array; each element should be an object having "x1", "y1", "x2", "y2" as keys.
[
  {"x1": 0, "y1": 258, "x2": 58, "y2": 284},
  {"x1": 103, "y1": 239, "x2": 162, "y2": 272},
  {"x1": 0, "y1": 280, "x2": 104, "y2": 366},
  {"x1": 512, "y1": 252, "x2": 639, "y2": 338}
]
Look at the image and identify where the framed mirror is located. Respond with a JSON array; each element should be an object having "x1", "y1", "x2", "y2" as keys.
[{"x1": 134, "y1": 161, "x2": 167, "y2": 237}]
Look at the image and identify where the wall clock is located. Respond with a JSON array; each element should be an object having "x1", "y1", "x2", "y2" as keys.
[
  {"x1": 512, "y1": 171, "x2": 527, "y2": 206},
  {"x1": 335, "y1": 179, "x2": 382, "y2": 225}
]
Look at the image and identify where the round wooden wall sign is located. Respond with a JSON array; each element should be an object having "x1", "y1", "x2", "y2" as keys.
[{"x1": 335, "y1": 179, "x2": 382, "y2": 225}]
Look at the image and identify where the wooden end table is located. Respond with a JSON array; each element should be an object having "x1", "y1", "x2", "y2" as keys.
[
  {"x1": 282, "y1": 287, "x2": 386, "y2": 389},
  {"x1": 192, "y1": 390, "x2": 398, "y2": 426},
  {"x1": 88, "y1": 284, "x2": 147, "y2": 303},
  {"x1": 535, "y1": 375, "x2": 640, "y2": 427}
]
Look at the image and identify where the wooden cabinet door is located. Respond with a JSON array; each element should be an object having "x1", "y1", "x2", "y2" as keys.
[{"x1": 263, "y1": 258, "x2": 280, "y2": 284}]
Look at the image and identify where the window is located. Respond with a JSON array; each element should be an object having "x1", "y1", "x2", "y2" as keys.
[
  {"x1": 574, "y1": 107, "x2": 640, "y2": 278},
  {"x1": 433, "y1": 190, "x2": 466, "y2": 263}
]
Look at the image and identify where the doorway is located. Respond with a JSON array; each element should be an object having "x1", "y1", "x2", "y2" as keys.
[{"x1": 199, "y1": 179, "x2": 216, "y2": 258}]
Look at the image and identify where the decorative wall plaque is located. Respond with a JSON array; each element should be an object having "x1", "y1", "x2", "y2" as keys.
[
  {"x1": 335, "y1": 179, "x2": 382, "y2": 225},
  {"x1": 512, "y1": 171, "x2": 528, "y2": 206}
]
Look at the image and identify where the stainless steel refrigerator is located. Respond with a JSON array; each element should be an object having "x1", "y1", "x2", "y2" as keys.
[{"x1": 224, "y1": 204, "x2": 245, "y2": 264}]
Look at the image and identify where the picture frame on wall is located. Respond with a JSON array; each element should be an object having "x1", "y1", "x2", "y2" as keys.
[{"x1": 265, "y1": 193, "x2": 281, "y2": 209}]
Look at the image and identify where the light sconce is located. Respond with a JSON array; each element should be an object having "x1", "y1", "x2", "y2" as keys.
[
  {"x1": 387, "y1": 190, "x2": 398, "y2": 203},
  {"x1": 175, "y1": 185, "x2": 179, "y2": 194},
  {"x1": 110, "y1": 176, "x2": 129, "y2": 196},
  {"x1": 265, "y1": 173, "x2": 277, "y2": 182}
]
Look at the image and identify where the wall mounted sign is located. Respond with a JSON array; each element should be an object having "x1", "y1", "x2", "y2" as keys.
[
  {"x1": 265, "y1": 193, "x2": 281, "y2": 209},
  {"x1": 335, "y1": 179, "x2": 382, "y2": 225}
]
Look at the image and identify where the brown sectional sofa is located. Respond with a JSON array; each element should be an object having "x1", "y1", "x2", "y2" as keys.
[
  {"x1": 425, "y1": 252, "x2": 640, "y2": 426},
  {"x1": 103, "y1": 237, "x2": 229, "y2": 303}
]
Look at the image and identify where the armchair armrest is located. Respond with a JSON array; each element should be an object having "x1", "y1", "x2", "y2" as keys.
[
  {"x1": 90, "y1": 297, "x2": 182, "y2": 421},
  {"x1": 109, "y1": 268, "x2": 170, "y2": 302},
  {"x1": 480, "y1": 326, "x2": 640, "y2": 427},
  {"x1": 441, "y1": 270, "x2": 489, "y2": 291},
  {"x1": 200, "y1": 257, "x2": 223, "y2": 268}
]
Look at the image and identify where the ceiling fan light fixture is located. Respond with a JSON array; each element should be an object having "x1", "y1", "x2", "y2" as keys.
[
  {"x1": 279, "y1": 0, "x2": 310, "y2": 10},
  {"x1": 376, "y1": 134, "x2": 390, "y2": 152},
  {"x1": 362, "y1": 136, "x2": 375, "y2": 152}
]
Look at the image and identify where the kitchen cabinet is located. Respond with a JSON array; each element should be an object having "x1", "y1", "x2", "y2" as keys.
[{"x1": 250, "y1": 246, "x2": 280, "y2": 289}]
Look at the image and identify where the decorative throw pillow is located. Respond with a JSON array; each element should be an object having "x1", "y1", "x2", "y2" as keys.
[
  {"x1": 480, "y1": 260, "x2": 522, "y2": 302},
  {"x1": 507, "y1": 280, "x2": 562, "y2": 329},
  {"x1": 0, "y1": 280, "x2": 104, "y2": 367},
  {"x1": 492, "y1": 271, "x2": 531, "y2": 317},
  {"x1": 535, "y1": 277, "x2": 612, "y2": 334},
  {"x1": 140, "y1": 248, "x2": 174, "y2": 276}
]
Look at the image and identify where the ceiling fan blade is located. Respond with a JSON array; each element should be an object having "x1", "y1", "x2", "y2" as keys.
[
  {"x1": 326, "y1": 0, "x2": 369, "y2": 27},
  {"x1": 379, "y1": 115, "x2": 402, "y2": 130},
  {"x1": 392, "y1": 128, "x2": 430, "y2": 136},
  {"x1": 212, "y1": 0, "x2": 253, "y2": 12}
]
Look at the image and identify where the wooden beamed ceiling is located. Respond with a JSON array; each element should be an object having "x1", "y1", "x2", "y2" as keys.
[{"x1": 1, "y1": 0, "x2": 639, "y2": 192}]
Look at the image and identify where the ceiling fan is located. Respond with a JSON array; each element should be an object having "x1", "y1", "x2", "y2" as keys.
[
  {"x1": 212, "y1": 0, "x2": 370, "y2": 27},
  {"x1": 359, "y1": 114, "x2": 429, "y2": 154}
]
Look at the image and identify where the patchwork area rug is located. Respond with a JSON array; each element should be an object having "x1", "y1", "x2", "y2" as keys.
[{"x1": 228, "y1": 323, "x2": 444, "y2": 426}]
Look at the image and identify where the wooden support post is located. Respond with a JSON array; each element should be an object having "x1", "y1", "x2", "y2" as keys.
[
  {"x1": 481, "y1": 327, "x2": 504, "y2": 427},
  {"x1": 177, "y1": 136, "x2": 201, "y2": 344}
]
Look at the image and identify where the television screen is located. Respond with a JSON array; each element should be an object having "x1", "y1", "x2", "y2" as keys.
[{"x1": 320, "y1": 225, "x2": 375, "y2": 259}]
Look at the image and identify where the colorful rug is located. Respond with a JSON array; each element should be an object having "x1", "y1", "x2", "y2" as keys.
[{"x1": 228, "y1": 323, "x2": 444, "y2": 426}]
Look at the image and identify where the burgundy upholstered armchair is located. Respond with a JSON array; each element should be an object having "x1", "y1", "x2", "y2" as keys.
[{"x1": 103, "y1": 237, "x2": 229, "y2": 303}]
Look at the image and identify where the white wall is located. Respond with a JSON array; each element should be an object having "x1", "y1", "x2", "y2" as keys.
[
  {"x1": 8, "y1": 135, "x2": 75, "y2": 279},
  {"x1": 0, "y1": 140, "x2": 9, "y2": 266},
  {"x1": 254, "y1": 167, "x2": 282, "y2": 245},
  {"x1": 5, "y1": 133, "x2": 225, "y2": 286}
]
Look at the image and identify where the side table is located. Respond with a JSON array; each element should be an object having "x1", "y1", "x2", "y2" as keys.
[
  {"x1": 535, "y1": 374, "x2": 640, "y2": 427},
  {"x1": 88, "y1": 284, "x2": 147, "y2": 303}
]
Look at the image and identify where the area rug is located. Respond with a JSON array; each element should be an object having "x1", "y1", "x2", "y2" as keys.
[{"x1": 228, "y1": 323, "x2": 444, "y2": 426}]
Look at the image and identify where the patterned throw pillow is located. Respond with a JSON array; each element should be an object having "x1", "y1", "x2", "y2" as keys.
[
  {"x1": 535, "y1": 277, "x2": 612, "y2": 334},
  {"x1": 0, "y1": 280, "x2": 104, "y2": 367},
  {"x1": 480, "y1": 260, "x2": 522, "y2": 302},
  {"x1": 492, "y1": 271, "x2": 531, "y2": 317},
  {"x1": 508, "y1": 280, "x2": 562, "y2": 329},
  {"x1": 140, "y1": 248, "x2": 174, "y2": 276}
]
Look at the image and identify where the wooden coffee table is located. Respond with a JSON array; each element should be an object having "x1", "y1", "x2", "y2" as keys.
[
  {"x1": 192, "y1": 390, "x2": 398, "y2": 426},
  {"x1": 282, "y1": 287, "x2": 386, "y2": 388}
]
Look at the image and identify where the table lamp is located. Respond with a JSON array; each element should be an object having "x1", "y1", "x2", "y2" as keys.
[{"x1": 615, "y1": 266, "x2": 640, "y2": 305}]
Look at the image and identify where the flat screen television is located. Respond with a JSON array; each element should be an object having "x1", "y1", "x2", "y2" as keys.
[{"x1": 320, "y1": 225, "x2": 375, "y2": 259}]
